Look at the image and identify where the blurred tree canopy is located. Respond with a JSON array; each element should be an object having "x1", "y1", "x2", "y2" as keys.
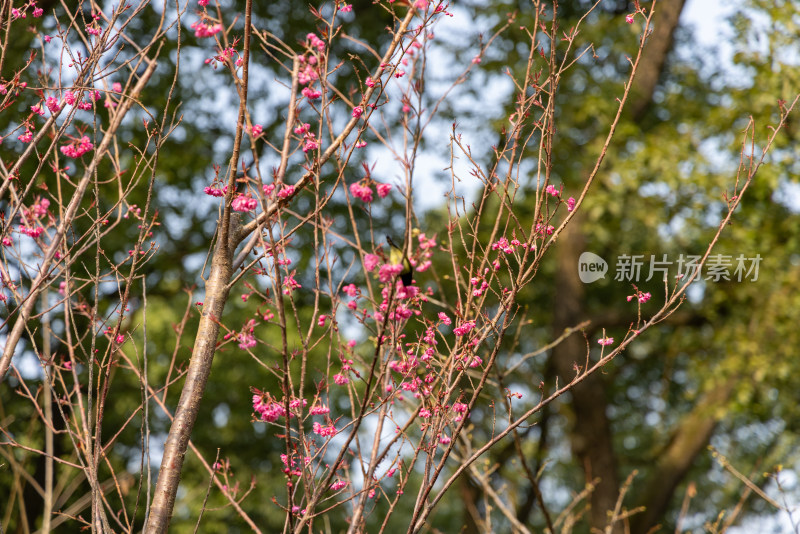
[{"x1": 2, "y1": 0, "x2": 799, "y2": 532}]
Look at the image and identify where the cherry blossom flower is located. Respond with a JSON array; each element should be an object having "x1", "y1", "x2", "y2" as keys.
[
  {"x1": 364, "y1": 254, "x2": 380, "y2": 271},
  {"x1": 191, "y1": 20, "x2": 222, "y2": 38},
  {"x1": 45, "y1": 97, "x2": 60, "y2": 113},
  {"x1": 232, "y1": 194, "x2": 257, "y2": 212},
  {"x1": 237, "y1": 332, "x2": 256, "y2": 349},
  {"x1": 376, "y1": 183, "x2": 392, "y2": 198},
  {"x1": 453, "y1": 321, "x2": 475, "y2": 336},
  {"x1": 309, "y1": 404, "x2": 329, "y2": 415},
  {"x1": 313, "y1": 422, "x2": 337, "y2": 436},
  {"x1": 350, "y1": 182, "x2": 373, "y2": 203},
  {"x1": 59, "y1": 136, "x2": 93, "y2": 158}
]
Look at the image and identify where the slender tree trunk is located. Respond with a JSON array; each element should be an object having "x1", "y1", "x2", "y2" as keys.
[
  {"x1": 551, "y1": 216, "x2": 622, "y2": 532},
  {"x1": 547, "y1": 3, "x2": 690, "y2": 530}
]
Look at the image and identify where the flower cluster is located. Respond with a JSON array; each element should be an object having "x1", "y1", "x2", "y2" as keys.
[
  {"x1": 191, "y1": 20, "x2": 222, "y2": 38},
  {"x1": 294, "y1": 123, "x2": 318, "y2": 153},
  {"x1": 232, "y1": 194, "x2": 257, "y2": 212},
  {"x1": 59, "y1": 136, "x2": 93, "y2": 158},
  {"x1": 350, "y1": 181, "x2": 373, "y2": 203},
  {"x1": 204, "y1": 186, "x2": 224, "y2": 197},
  {"x1": 627, "y1": 290, "x2": 651, "y2": 303}
]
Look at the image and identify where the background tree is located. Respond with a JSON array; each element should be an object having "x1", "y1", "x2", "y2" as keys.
[{"x1": 1, "y1": 0, "x2": 798, "y2": 533}]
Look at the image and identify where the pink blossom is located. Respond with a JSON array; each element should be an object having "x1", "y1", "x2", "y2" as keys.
[
  {"x1": 452, "y1": 402, "x2": 468, "y2": 413},
  {"x1": 350, "y1": 182, "x2": 373, "y2": 203},
  {"x1": 59, "y1": 136, "x2": 93, "y2": 158},
  {"x1": 535, "y1": 223, "x2": 554, "y2": 235},
  {"x1": 453, "y1": 321, "x2": 476, "y2": 336},
  {"x1": 438, "y1": 312, "x2": 451, "y2": 325},
  {"x1": 2, "y1": 236, "x2": 12, "y2": 246},
  {"x1": 340, "y1": 3, "x2": 352, "y2": 13},
  {"x1": 439, "y1": 435, "x2": 451, "y2": 444},
  {"x1": 45, "y1": 97, "x2": 60, "y2": 113},
  {"x1": 288, "y1": 398, "x2": 307, "y2": 411},
  {"x1": 115, "y1": 334, "x2": 125, "y2": 344},
  {"x1": 199, "y1": 0, "x2": 209, "y2": 5},
  {"x1": 302, "y1": 137, "x2": 319, "y2": 152},
  {"x1": 191, "y1": 20, "x2": 222, "y2": 38},
  {"x1": 231, "y1": 194, "x2": 257, "y2": 212},
  {"x1": 567, "y1": 197, "x2": 576, "y2": 212},
  {"x1": 253, "y1": 398, "x2": 286, "y2": 422},
  {"x1": 301, "y1": 87, "x2": 321, "y2": 99},
  {"x1": 376, "y1": 183, "x2": 392, "y2": 198},
  {"x1": 545, "y1": 184, "x2": 559, "y2": 196},
  {"x1": 330, "y1": 480, "x2": 347, "y2": 491},
  {"x1": 354, "y1": 140, "x2": 367, "y2": 148},
  {"x1": 282, "y1": 273, "x2": 301, "y2": 295},
  {"x1": 333, "y1": 373, "x2": 349, "y2": 385},
  {"x1": 352, "y1": 106, "x2": 364, "y2": 118},
  {"x1": 378, "y1": 263, "x2": 402, "y2": 283},
  {"x1": 597, "y1": 337, "x2": 614, "y2": 346},
  {"x1": 365, "y1": 77, "x2": 376, "y2": 88},
  {"x1": 63, "y1": 361, "x2": 72, "y2": 370},
  {"x1": 204, "y1": 186, "x2": 224, "y2": 197},
  {"x1": 343, "y1": 283, "x2": 358, "y2": 297},
  {"x1": 364, "y1": 254, "x2": 380, "y2": 271},
  {"x1": 86, "y1": 25, "x2": 101, "y2": 36},
  {"x1": 317, "y1": 314, "x2": 327, "y2": 327},
  {"x1": 309, "y1": 404, "x2": 330, "y2": 415},
  {"x1": 31, "y1": 104, "x2": 45, "y2": 116},
  {"x1": 237, "y1": 332, "x2": 256, "y2": 349},
  {"x1": 30, "y1": 197, "x2": 50, "y2": 217},
  {"x1": 627, "y1": 291, "x2": 651, "y2": 304},
  {"x1": 33, "y1": 7, "x2": 43, "y2": 17},
  {"x1": 625, "y1": 13, "x2": 635, "y2": 24},
  {"x1": 313, "y1": 422, "x2": 337, "y2": 436},
  {"x1": 298, "y1": 62, "x2": 319, "y2": 85},
  {"x1": 306, "y1": 33, "x2": 325, "y2": 52},
  {"x1": 17, "y1": 129, "x2": 33, "y2": 143},
  {"x1": 277, "y1": 185, "x2": 295, "y2": 199}
]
